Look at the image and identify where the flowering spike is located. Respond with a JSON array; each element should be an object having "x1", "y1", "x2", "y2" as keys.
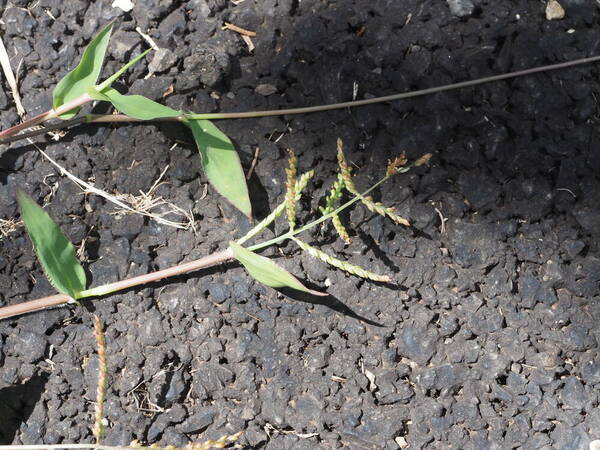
[
  {"x1": 360, "y1": 196, "x2": 411, "y2": 226},
  {"x1": 319, "y1": 174, "x2": 351, "y2": 243},
  {"x1": 237, "y1": 170, "x2": 314, "y2": 245},
  {"x1": 320, "y1": 174, "x2": 345, "y2": 215},
  {"x1": 285, "y1": 149, "x2": 297, "y2": 229},
  {"x1": 193, "y1": 431, "x2": 243, "y2": 449},
  {"x1": 332, "y1": 214, "x2": 352, "y2": 243},
  {"x1": 336, "y1": 138, "x2": 359, "y2": 195},
  {"x1": 293, "y1": 237, "x2": 391, "y2": 282}
]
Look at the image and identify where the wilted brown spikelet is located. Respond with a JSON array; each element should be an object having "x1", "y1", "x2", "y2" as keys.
[
  {"x1": 415, "y1": 153, "x2": 432, "y2": 167},
  {"x1": 93, "y1": 315, "x2": 107, "y2": 444},
  {"x1": 386, "y1": 153, "x2": 408, "y2": 177},
  {"x1": 285, "y1": 149, "x2": 298, "y2": 229}
]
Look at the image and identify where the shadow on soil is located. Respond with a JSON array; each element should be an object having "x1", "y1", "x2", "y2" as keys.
[{"x1": 0, "y1": 373, "x2": 48, "y2": 444}]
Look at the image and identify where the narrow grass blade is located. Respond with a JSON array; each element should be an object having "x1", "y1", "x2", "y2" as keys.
[
  {"x1": 53, "y1": 21, "x2": 114, "y2": 119},
  {"x1": 16, "y1": 188, "x2": 86, "y2": 299},
  {"x1": 230, "y1": 241, "x2": 326, "y2": 296},
  {"x1": 88, "y1": 87, "x2": 181, "y2": 120},
  {"x1": 96, "y1": 48, "x2": 152, "y2": 91},
  {"x1": 185, "y1": 119, "x2": 252, "y2": 218}
]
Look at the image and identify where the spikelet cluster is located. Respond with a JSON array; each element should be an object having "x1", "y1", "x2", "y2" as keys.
[
  {"x1": 237, "y1": 170, "x2": 315, "y2": 245},
  {"x1": 293, "y1": 237, "x2": 392, "y2": 282},
  {"x1": 130, "y1": 431, "x2": 242, "y2": 449},
  {"x1": 415, "y1": 153, "x2": 432, "y2": 167},
  {"x1": 336, "y1": 138, "x2": 359, "y2": 196},
  {"x1": 93, "y1": 315, "x2": 107, "y2": 444},
  {"x1": 294, "y1": 169, "x2": 315, "y2": 196},
  {"x1": 336, "y1": 138, "x2": 410, "y2": 227},
  {"x1": 320, "y1": 174, "x2": 351, "y2": 243},
  {"x1": 359, "y1": 197, "x2": 411, "y2": 226},
  {"x1": 192, "y1": 432, "x2": 243, "y2": 449},
  {"x1": 285, "y1": 149, "x2": 297, "y2": 229},
  {"x1": 331, "y1": 213, "x2": 351, "y2": 244},
  {"x1": 320, "y1": 173, "x2": 344, "y2": 215}
]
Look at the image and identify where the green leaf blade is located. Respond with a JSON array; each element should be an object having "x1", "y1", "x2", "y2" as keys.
[
  {"x1": 53, "y1": 22, "x2": 114, "y2": 119},
  {"x1": 16, "y1": 188, "x2": 86, "y2": 299},
  {"x1": 230, "y1": 242, "x2": 326, "y2": 296},
  {"x1": 185, "y1": 119, "x2": 252, "y2": 218},
  {"x1": 89, "y1": 87, "x2": 182, "y2": 120}
]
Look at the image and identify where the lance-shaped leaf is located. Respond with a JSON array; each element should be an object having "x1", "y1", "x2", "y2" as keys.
[
  {"x1": 88, "y1": 87, "x2": 181, "y2": 120},
  {"x1": 185, "y1": 119, "x2": 252, "y2": 218},
  {"x1": 53, "y1": 22, "x2": 114, "y2": 119},
  {"x1": 16, "y1": 188, "x2": 86, "y2": 299},
  {"x1": 230, "y1": 242, "x2": 326, "y2": 296}
]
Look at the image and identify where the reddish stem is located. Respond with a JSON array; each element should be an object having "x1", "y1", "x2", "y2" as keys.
[
  {"x1": 2, "y1": 55, "x2": 600, "y2": 146},
  {"x1": 0, "y1": 248, "x2": 233, "y2": 320},
  {"x1": 0, "y1": 93, "x2": 92, "y2": 139}
]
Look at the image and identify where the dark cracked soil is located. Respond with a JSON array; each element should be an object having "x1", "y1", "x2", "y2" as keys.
[{"x1": 1, "y1": 0, "x2": 600, "y2": 448}]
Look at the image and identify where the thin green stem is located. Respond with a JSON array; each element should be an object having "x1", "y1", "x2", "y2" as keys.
[
  {"x1": 96, "y1": 48, "x2": 153, "y2": 92},
  {"x1": 182, "y1": 55, "x2": 600, "y2": 120}
]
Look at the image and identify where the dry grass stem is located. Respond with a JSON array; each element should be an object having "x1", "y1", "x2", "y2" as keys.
[
  {"x1": 222, "y1": 22, "x2": 256, "y2": 36},
  {"x1": 245, "y1": 146, "x2": 260, "y2": 180},
  {"x1": 112, "y1": 165, "x2": 196, "y2": 232},
  {"x1": 0, "y1": 35, "x2": 25, "y2": 117},
  {"x1": 34, "y1": 144, "x2": 194, "y2": 231},
  {"x1": 135, "y1": 27, "x2": 160, "y2": 50},
  {"x1": 415, "y1": 153, "x2": 432, "y2": 167},
  {"x1": 241, "y1": 35, "x2": 255, "y2": 52},
  {"x1": 0, "y1": 218, "x2": 23, "y2": 238}
]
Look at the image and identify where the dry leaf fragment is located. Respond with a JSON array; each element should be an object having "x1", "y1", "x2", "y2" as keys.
[
  {"x1": 546, "y1": 0, "x2": 565, "y2": 20},
  {"x1": 112, "y1": 0, "x2": 134, "y2": 12},
  {"x1": 223, "y1": 22, "x2": 257, "y2": 36},
  {"x1": 255, "y1": 83, "x2": 278, "y2": 96}
]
